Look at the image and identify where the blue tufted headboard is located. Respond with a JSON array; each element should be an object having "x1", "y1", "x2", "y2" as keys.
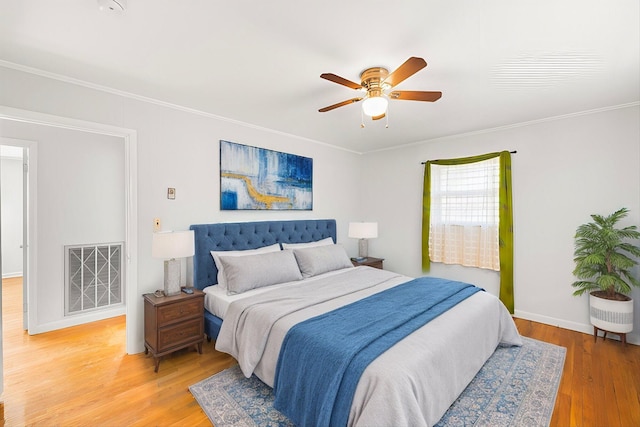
[{"x1": 189, "y1": 219, "x2": 337, "y2": 290}]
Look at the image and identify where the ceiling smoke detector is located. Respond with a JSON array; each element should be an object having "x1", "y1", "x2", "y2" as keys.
[{"x1": 98, "y1": 0, "x2": 126, "y2": 12}]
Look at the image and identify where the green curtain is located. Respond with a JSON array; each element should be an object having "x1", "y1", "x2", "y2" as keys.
[{"x1": 422, "y1": 151, "x2": 514, "y2": 313}]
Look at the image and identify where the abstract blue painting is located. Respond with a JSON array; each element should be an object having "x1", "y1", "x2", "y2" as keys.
[{"x1": 220, "y1": 140, "x2": 313, "y2": 210}]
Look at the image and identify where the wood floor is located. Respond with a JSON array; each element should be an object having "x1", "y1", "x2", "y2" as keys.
[{"x1": 1, "y1": 276, "x2": 639, "y2": 426}]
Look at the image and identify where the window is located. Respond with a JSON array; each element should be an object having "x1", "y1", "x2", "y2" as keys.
[
  {"x1": 428, "y1": 157, "x2": 500, "y2": 270},
  {"x1": 422, "y1": 150, "x2": 514, "y2": 313}
]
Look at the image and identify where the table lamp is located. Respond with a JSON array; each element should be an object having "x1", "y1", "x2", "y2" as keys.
[
  {"x1": 348, "y1": 222, "x2": 378, "y2": 260},
  {"x1": 152, "y1": 230, "x2": 195, "y2": 296}
]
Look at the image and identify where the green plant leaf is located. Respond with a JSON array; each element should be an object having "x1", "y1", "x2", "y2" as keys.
[{"x1": 571, "y1": 207, "x2": 640, "y2": 296}]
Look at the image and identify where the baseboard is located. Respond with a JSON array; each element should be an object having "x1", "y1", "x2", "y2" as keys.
[
  {"x1": 1, "y1": 272, "x2": 23, "y2": 279},
  {"x1": 514, "y1": 309, "x2": 639, "y2": 346},
  {"x1": 28, "y1": 306, "x2": 125, "y2": 335}
]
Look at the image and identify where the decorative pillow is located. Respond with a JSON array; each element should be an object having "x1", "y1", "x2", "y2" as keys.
[
  {"x1": 281, "y1": 237, "x2": 334, "y2": 250},
  {"x1": 211, "y1": 243, "x2": 281, "y2": 290},
  {"x1": 293, "y1": 244, "x2": 353, "y2": 278},
  {"x1": 218, "y1": 250, "x2": 303, "y2": 295}
]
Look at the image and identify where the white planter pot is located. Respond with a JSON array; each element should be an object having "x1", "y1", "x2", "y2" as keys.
[{"x1": 589, "y1": 293, "x2": 634, "y2": 334}]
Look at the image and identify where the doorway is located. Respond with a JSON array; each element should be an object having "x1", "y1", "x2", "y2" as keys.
[
  {"x1": 0, "y1": 106, "x2": 139, "y2": 356},
  {"x1": 0, "y1": 143, "x2": 28, "y2": 330}
]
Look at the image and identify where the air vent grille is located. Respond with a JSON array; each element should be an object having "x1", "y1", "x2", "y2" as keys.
[{"x1": 65, "y1": 243, "x2": 124, "y2": 315}]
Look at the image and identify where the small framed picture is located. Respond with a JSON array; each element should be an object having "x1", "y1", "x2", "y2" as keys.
[{"x1": 167, "y1": 188, "x2": 175, "y2": 200}]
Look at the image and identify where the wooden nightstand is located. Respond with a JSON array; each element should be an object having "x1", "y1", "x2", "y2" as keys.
[
  {"x1": 351, "y1": 257, "x2": 384, "y2": 270},
  {"x1": 143, "y1": 289, "x2": 205, "y2": 372}
]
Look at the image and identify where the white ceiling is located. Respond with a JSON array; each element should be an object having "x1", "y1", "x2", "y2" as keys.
[{"x1": 1, "y1": 0, "x2": 638, "y2": 153}]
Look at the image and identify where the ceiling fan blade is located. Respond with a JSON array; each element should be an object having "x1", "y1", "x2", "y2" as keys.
[
  {"x1": 372, "y1": 113, "x2": 386, "y2": 121},
  {"x1": 320, "y1": 73, "x2": 363, "y2": 90},
  {"x1": 389, "y1": 90, "x2": 442, "y2": 102},
  {"x1": 318, "y1": 97, "x2": 363, "y2": 112},
  {"x1": 383, "y1": 57, "x2": 427, "y2": 88}
]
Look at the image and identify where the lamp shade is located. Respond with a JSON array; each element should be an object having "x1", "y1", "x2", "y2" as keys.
[
  {"x1": 348, "y1": 222, "x2": 378, "y2": 239},
  {"x1": 152, "y1": 230, "x2": 195, "y2": 259},
  {"x1": 361, "y1": 96, "x2": 388, "y2": 117}
]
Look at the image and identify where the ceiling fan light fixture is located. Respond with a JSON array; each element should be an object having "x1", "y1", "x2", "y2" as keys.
[{"x1": 362, "y1": 96, "x2": 388, "y2": 117}]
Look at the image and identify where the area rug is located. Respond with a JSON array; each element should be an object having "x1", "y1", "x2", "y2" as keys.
[{"x1": 189, "y1": 337, "x2": 565, "y2": 427}]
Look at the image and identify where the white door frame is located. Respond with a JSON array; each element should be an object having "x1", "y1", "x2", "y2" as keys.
[
  {"x1": 0, "y1": 139, "x2": 34, "y2": 330},
  {"x1": 0, "y1": 105, "x2": 139, "y2": 354},
  {"x1": 22, "y1": 146, "x2": 29, "y2": 330}
]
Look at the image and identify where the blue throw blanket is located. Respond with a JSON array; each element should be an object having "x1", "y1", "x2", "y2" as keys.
[{"x1": 272, "y1": 277, "x2": 482, "y2": 427}]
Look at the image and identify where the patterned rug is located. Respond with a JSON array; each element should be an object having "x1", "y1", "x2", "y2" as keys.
[{"x1": 189, "y1": 337, "x2": 565, "y2": 427}]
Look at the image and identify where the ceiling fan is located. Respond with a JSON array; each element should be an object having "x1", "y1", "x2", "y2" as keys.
[{"x1": 318, "y1": 57, "x2": 442, "y2": 122}]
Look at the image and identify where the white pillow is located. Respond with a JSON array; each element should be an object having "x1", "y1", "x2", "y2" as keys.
[
  {"x1": 292, "y1": 244, "x2": 353, "y2": 278},
  {"x1": 281, "y1": 237, "x2": 334, "y2": 250},
  {"x1": 218, "y1": 250, "x2": 303, "y2": 295},
  {"x1": 211, "y1": 243, "x2": 281, "y2": 290}
]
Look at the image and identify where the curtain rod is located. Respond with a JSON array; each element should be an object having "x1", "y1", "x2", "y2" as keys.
[{"x1": 420, "y1": 150, "x2": 517, "y2": 164}]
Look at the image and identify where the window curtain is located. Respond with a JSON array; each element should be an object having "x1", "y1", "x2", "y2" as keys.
[{"x1": 422, "y1": 151, "x2": 514, "y2": 313}]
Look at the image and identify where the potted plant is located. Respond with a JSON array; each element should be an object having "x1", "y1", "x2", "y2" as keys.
[{"x1": 572, "y1": 207, "x2": 640, "y2": 343}]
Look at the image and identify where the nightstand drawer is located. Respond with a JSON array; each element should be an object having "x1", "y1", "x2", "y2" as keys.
[
  {"x1": 351, "y1": 257, "x2": 384, "y2": 270},
  {"x1": 157, "y1": 299, "x2": 203, "y2": 325},
  {"x1": 158, "y1": 318, "x2": 203, "y2": 352}
]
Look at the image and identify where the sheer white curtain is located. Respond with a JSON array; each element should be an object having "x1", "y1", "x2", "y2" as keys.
[{"x1": 429, "y1": 157, "x2": 500, "y2": 270}]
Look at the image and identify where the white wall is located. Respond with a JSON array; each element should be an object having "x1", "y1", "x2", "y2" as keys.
[
  {"x1": 361, "y1": 105, "x2": 640, "y2": 344},
  {"x1": 1, "y1": 154, "x2": 23, "y2": 277},
  {"x1": 0, "y1": 121, "x2": 126, "y2": 329},
  {"x1": 0, "y1": 65, "x2": 363, "y2": 351}
]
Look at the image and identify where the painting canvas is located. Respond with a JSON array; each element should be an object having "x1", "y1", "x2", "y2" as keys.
[{"x1": 220, "y1": 140, "x2": 313, "y2": 210}]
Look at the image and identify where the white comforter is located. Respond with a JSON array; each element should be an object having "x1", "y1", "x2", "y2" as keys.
[{"x1": 215, "y1": 267, "x2": 522, "y2": 427}]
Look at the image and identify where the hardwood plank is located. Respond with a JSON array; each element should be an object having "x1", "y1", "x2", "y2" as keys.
[
  {"x1": 2, "y1": 278, "x2": 639, "y2": 426},
  {"x1": 611, "y1": 337, "x2": 640, "y2": 427},
  {"x1": 567, "y1": 332, "x2": 584, "y2": 427},
  {"x1": 550, "y1": 328, "x2": 574, "y2": 427}
]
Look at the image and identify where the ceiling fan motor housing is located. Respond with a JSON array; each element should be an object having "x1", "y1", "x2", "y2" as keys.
[{"x1": 360, "y1": 67, "x2": 390, "y2": 96}]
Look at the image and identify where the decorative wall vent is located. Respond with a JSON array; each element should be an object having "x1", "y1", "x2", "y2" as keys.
[{"x1": 65, "y1": 243, "x2": 124, "y2": 315}]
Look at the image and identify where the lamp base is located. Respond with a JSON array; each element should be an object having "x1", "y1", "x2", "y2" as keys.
[
  {"x1": 358, "y1": 238, "x2": 369, "y2": 258},
  {"x1": 164, "y1": 259, "x2": 182, "y2": 296}
]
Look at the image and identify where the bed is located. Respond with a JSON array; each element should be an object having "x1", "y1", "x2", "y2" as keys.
[{"x1": 190, "y1": 219, "x2": 522, "y2": 427}]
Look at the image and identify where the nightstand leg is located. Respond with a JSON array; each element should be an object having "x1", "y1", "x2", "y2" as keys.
[
  {"x1": 154, "y1": 357, "x2": 160, "y2": 373},
  {"x1": 197, "y1": 342, "x2": 203, "y2": 354}
]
